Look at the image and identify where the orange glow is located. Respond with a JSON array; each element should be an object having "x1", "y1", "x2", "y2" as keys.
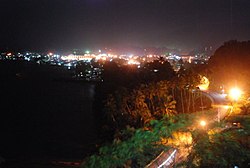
[
  {"x1": 197, "y1": 76, "x2": 209, "y2": 91},
  {"x1": 128, "y1": 59, "x2": 140, "y2": 65},
  {"x1": 200, "y1": 120, "x2": 206, "y2": 127},
  {"x1": 229, "y1": 87, "x2": 242, "y2": 101}
]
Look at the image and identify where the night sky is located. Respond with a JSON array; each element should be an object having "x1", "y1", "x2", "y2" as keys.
[{"x1": 1, "y1": 0, "x2": 250, "y2": 51}]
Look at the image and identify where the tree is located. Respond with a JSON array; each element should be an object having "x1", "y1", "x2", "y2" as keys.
[
  {"x1": 209, "y1": 40, "x2": 250, "y2": 90},
  {"x1": 139, "y1": 60, "x2": 175, "y2": 83},
  {"x1": 81, "y1": 115, "x2": 194, "y2": 168},
  {"x1": 182, "y1": 116, "x2": 250, "y2": 168},
  {"x1": 104, "y1": 81, "x2": 177, "y2": 130},
  {"x1": 171, "y1": 67, "x2": 203, "y2": 114}
]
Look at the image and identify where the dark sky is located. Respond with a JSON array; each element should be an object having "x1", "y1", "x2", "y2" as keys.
[{"x1": 1, "y1": 0, "x2": 250, "y2": 51}]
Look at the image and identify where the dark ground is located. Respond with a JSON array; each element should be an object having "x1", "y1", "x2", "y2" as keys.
[{"x1": 0, "y1": 61, "x2": 99, "y2": 167}]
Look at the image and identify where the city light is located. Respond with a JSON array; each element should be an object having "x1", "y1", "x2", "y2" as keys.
[{"x1": 128, "y1": 59, "x2": 140, "y2": 65}]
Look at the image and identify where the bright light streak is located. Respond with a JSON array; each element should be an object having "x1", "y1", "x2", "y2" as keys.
[
  {"x1": 157, "y1": 149, "x2": 177, "y2": 168},
  {"x1": 188, "y1": 56, "x2": 192, "y2": 63}
]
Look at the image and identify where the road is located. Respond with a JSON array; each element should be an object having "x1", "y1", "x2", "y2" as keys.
[{"x1": 145, "y1": 91, "x2": 231, "y2": 168}]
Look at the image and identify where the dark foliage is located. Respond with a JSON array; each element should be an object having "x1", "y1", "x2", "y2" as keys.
[{"x1": 209, "y1": 40, "x2": 250, "y2": 90}]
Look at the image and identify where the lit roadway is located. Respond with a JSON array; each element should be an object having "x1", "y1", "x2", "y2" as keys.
[
  {"x1": 202, "y1": 91, "x2": 229, "y2": 106},
  {"x1": 202, "y1": 91, "x2": 232, "y2": 122},
  {"x1": 146, "y1": 91, "x2": 231, "y2": 168}
]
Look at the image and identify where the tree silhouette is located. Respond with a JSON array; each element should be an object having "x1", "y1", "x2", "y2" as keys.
[
  {"x1": 209, "y1": 40, "x2": 250, "y2": 90},
  {"x1": 82, "y1": 115, "x2": 193, "y2": 168},
  {"x1": 183, "y1": 116, "x2": 250, "y2": 168},
  {"x1": 139, "y1": 60, "x2": 175, "y2": 83},
  {"x1": 104, "y1": 81, "x2": 177, "y2": 130}
]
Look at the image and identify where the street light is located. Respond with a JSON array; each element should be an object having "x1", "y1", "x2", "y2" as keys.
[
  {"x1": 200, "y1": 120, "x2": 206, "y2": 127},
  {"x1": 229, "y1": 87, "x2": 242, "y2": 101},
  {"x1": 228, "y1": 87, "x2": 242, "y2": 115}
]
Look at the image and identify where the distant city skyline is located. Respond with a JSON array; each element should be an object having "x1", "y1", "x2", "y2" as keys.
[{"x1": 1, "y1": 0, "x2": 250, "y2": 52}]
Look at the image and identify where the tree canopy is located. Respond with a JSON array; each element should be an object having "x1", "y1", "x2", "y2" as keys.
[
  {"x1": 181, "y1": 115, "x2": 250, "y2": 167},
  {"x1": 209, "y1": 40, "x2": 250, "y2": 90},
  {"x1": 81, "y1": 114, "x2": 194, "y2": 168},
  {"x1": 104, "y1": 81, "x2": 176, "y2": 130}
]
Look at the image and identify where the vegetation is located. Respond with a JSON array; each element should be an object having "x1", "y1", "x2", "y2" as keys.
[
  {"x1": 172, "y1": 67, "x2": 205, "y2": 113},
  {"x1": 93, "y1": 59, "x2": 179, "y2": 139},
  {"x1": 100, "y1": 60, "x2": 205, "y2": 131},
  {"x1": 181, "y1": 115, "x2": 250, "y2": 167},
  {"x1": 83, "y1": 108, "x2": 250, "y2": 167},
  {"x1": 104, "y1": 81, "x2": 176, "y2": 130},
  {"x1": 139, "y1": 59, "x2": 175, "y2": 83},
  {"x1": 82, "y1": 114, "x2": 194, "y2": 168},
  {"x1": 209, "y1": 40, "x2": 250, "y2": 90},
  {"x1": 88, "y1": 41, "x2": 250, "y2": 167}
]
